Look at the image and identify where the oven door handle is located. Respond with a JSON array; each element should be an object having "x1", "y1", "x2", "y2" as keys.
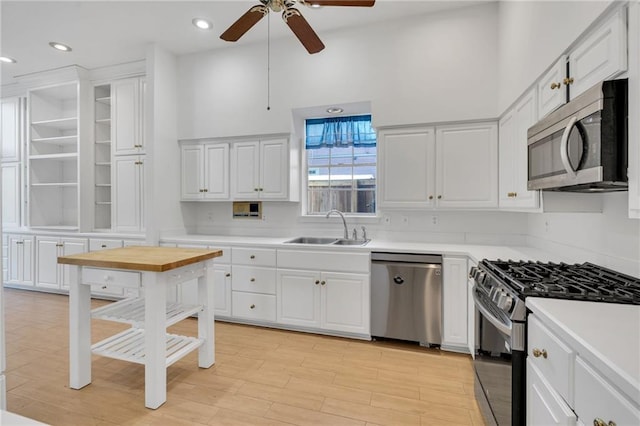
[
  {"x1": 472, "y1": 286, "x2": 512, "y2": 337},
  {"x1": 560, "y1": 116, "x2": 578, "y2": 177}
]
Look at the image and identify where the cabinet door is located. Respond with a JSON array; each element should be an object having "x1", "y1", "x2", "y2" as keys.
[
  {"x1": 378, "y1": 127, "x2": 435, "y2": 209},
  {"x1": 35, "y1": 237, "x2": 61, "y2": 289},
  {"x1": 60, "y1": 238, "x2": 87, "y2": 289},
  {"x1": 568, "y1": 9, "x2": 627, "y2": 100},
  {"x1": 442, "y1": 256, "x2": 468, "y2": 351},
  {"x1": 538, "y1": 56, "x2": 567, "y2": 118},
  {"x1": 321, "y1": 272, "x2": 369, "y2": 335},
  {"x1": 7, "y1": 235, "x2": 33, "y2": 286},
  {"x1": 214, "y1": 264, "x2": 232, "y2": 317},
  {"x1": 259, "y1": 139, "x2": 287, "y2": 199},
  {"x1": 113, "y1": 156, "x2": 143, "y2": 232},
  {"x1": 112, "y1": 78, "x2": 143, "y2": 155},
  {"x1": 232, "y1": 141, "x2": 260, "y2": 198},
  {"x1": 435, "y1": 123, "x2": 498, "y2": 209},
  {"x1": 204, "y1": 143, "x2": 230, "y2": 199},
  {"x1": 498, "y1": 108, "x2": 516, "y2": 207},
  {"x1": 2, "y1": 163, "x2": 21, "y2": 228},
  {"x1": 527, "y1": 359, "x2": 577, "y2": 426},
  {"x1": 181, "y1": 145, "x2": 203, "y2": 200},
  {"x1": 1, "y1": 97, "x2": 22, "y2": 162},
  {"x1": 277, "y1": 269, "x2": 321, "y2": 328}
]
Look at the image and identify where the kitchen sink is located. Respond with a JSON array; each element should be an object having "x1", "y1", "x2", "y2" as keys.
[
  {"x1": 284, "y1": 236, "x2": 339, "y2": 245},
  {"x1": 283, "y1": 237, "x2": 370, "y2": 246},
  {"x1": 333, "y1": 239, "x2": 370, "y2": 246}
]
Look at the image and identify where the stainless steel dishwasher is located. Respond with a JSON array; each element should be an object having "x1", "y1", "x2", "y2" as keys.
[{"x1": 370, "y1": 252, "x2": 442, "y2": 346}]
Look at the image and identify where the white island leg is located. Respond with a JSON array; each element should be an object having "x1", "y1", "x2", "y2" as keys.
[
  {"x1": 143, "y1": 271, "x2": 167, "y2": 409},
  {"x1": 69, "y1": 265, "x2": 92, "y2": 389},
  {"x1": 197, "y1": 259, "x2": 215, "y2": 368}
]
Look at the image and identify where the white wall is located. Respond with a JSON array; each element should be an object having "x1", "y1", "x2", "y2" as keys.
[
  {"x1": 497, "y1": 0, "x2": 613, "y2": 113},
  {"x1": 527, "y1": 193, "x2": 640, "y2": 278},
  {"x1": 176, "y1": 2, "x2": 499, "y2": 139}
]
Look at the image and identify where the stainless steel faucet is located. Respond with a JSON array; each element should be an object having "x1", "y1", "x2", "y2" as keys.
[{"x1": 325, "y1": 209, "x2": 349, "y2": 239}]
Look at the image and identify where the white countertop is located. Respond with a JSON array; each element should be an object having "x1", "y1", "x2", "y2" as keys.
[
  {"x1": 526, "y1": 297, "x2": 640, "y2": 403},
  {"x1": 161, "y1": 234, "x2": 568, "y2": 264}
]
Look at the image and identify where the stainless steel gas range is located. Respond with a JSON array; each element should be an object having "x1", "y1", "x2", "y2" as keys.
[{"x1": 469, "y1": 260, "x2": 640, "y2": 426}]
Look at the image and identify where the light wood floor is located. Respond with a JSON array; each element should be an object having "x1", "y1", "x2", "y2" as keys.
[{"x1": 3, "y1": 288, "x2": 486, "y2": 425}]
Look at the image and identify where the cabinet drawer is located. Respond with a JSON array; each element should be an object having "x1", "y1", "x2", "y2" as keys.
[
  {"x1": 89, "y1": 239, "x2": 123, "y2": 251},
  {"x1": 277, "y1": 250, "x2": 370, "y2": 273},
  {"x1": 232, "y1": 291, "x2": 276, "y2": 322},
  {"x1": 527, "y1": 359, "x2": 577, "y2": 426},
  {"x1": 90, "y1": 283, "x2": 125, "y2": 297},
  {"x1": 574, "y1": 357, "x2": 640, "y2": 426},
  {"x1": 232, "y1": 266, "x2": 276, "y2": 294},
  {"x1": 528, "y1": 315, "x2": 575, "y2": 406},
  {"x1": 232, "y1": 247, "x2": 276, "y2": 266},
  {"x1": 82, "y1": 267, "x2": 141, "y2": 290}
]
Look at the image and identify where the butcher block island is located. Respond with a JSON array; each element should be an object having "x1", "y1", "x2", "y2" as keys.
[{"x1": 58, "y1": 246, "x2": 223, "y2": 409}]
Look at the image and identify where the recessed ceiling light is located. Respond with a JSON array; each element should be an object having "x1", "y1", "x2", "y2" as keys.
[
  {"x1": 192, "y1": 18, "x2": 213, "y2": 30},
  {"x1": 326, "y1": 107, "x2": 344, "y2": 114},
  {"x1": 0, "y1": 56, "x2": 17, "y2": 63},
  {"x1": 49, "y1": 42, "x2": 72, "y2": 52},
  {"x1": 310, "y1": 4, "x2": 322, "y2": 8}
]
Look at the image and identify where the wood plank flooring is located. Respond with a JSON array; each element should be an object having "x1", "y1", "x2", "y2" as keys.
[{"x1": 3, "y1": 288, "x2": 486, "y2": 425}]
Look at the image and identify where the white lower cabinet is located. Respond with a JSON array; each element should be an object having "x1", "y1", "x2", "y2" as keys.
[
  {"x1": 527, "y1": 312, "x2": 640, "y2": 426},
  {"x1": 442, "y1": 256, "x2": 468, "y2": 351},
  {"x1": 276, "y1": 249, "x2": 370, "y2": 337},
  {"x1": 35, "y1": 236, "x2": 87, "y2": 290},
  {"x1": 6, "y1": 235, "x2": 34, "y2": 286}
]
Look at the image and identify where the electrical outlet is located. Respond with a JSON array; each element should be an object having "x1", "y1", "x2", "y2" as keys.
[{"x1": 431, "y1": 215, "x2": 438, "y2": 225}]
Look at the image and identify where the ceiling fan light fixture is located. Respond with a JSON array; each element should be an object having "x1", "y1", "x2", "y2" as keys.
[
  {"x1": 0, "y1": 56, "x2": 17, "y2": 63},
  {"x1": 192, "y1": 18, "x2": 213, "y2": 30},
  {"x1": 326, "y1": 107, "x2": 344, "y2": 114},
  {"x1": 49, "y1": 42, "x2": 72, "y2": 52}
]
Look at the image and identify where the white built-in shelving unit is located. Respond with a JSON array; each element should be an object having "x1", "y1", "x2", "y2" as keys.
[
  {"x1": 94, "y1": 84, "x2": 112, "y2": 230},
  {"x1": 28, "y1": 82, "x2": 80, "y2": 230}
]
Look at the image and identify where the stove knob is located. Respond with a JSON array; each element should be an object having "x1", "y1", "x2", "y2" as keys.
[{"x1": 498, "y1": 293, "x2": 513, "y2": 311}]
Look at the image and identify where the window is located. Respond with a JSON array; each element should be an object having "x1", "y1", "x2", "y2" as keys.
[{"x1": 305, "y1": 114, "x2": 376, "y2": 215}]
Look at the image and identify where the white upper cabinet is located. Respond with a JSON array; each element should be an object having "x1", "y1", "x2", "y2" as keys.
[
  {"x1": 231, "y1": 137, "x2": 288, "y2": 200},
  {"x1": 378, "y1": 127, "x2": 435, "y2": 209},
  {"x1": 567, "y1": 8, "x2": 627, "y2": 101},
  {"x1": 499, "y1": 89, "x2": 540, "y2": 210},
  {"x1": 537, "y1": 56, "x2": 567, "y2": 119},
  {"x1": 435, "y1": 122, "x2": 498, "y2": 209},
  {"x1": 112, "y1": 77, "x2": 145, "y2": 156},
  {"x1": 537, "y1": 8, "x2": 627, "y2": 119},
  {"x1": 1, "y1": 97, "x2": 23, "y2": 162},
  {"x1": 378, "y1": 123, "x2": 498, "y2": 210},
  {"x1": 181, "y1": 142, "x2": 229, "y2": 200}
]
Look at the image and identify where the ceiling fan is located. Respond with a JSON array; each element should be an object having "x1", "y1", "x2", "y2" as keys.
[{"x1": 220, "y1": 0, "x2": 375, "y2": 54}]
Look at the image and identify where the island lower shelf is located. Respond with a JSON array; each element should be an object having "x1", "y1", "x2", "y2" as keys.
[
  {"x1": 92, "y1": 297, "x2": 203, "y2": 327},
  {"x1": 91, "y1": 328, "x2": 203, "y2": 367}
]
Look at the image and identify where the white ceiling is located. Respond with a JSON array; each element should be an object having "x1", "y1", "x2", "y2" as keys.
[{"x1": 0, "y1": 0, "x2": 485, "y2": 85}]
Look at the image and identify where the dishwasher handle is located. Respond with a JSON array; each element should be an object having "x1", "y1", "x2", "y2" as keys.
[{"x1": 371, "y1": 261, "x2": 442, "y2": 272}]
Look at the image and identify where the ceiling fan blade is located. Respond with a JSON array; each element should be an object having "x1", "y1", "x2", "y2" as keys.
[
  {"x1": 220, "y1": 5, "x2": 268, "y2": 42},
  {"x1": 304, "y1": 0, "x2": 375, "y2": 6},
  {"x1": 283, "y1": 8, "x2": 325, "y2": 54}
]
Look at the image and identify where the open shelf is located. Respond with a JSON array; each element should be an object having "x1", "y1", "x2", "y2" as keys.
[
  {"x1": 31, "y1": 117, "x2": 78, "y2": 130},
  {"x1": 91, "y1": 328, "x2": 203, "y2": 367},
  {"x1": 31, "y1": 135, "x2": 77, "y2": 144},
  {"x1": 91, "y1": 297, "x2": 204, "y2": 327},
  {"x1": 30, "y1": 152, "x2": 77, "y2": 161},
  {"x1": 96, "y1": 118, "x2": 111, "y2": 124},
  {"x1": 95, "y1": 96, "x2": 111, "y2": 105},
  {"x1": 30, "y1": 225, "x2": 79, "y2": 231},
  {"x1": 30, "y1": 182, "x2": 78, "y2": 187}
]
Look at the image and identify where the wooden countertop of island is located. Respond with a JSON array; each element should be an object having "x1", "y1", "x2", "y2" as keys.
[{"x1": 57, "y1": 246, "x2": 223, "y2": 272}]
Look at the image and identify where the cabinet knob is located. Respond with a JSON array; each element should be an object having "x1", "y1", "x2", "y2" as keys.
[
  {"x1": 250, "y1": 304, "x2": 256, "y2": 309},
  {"x1": 563, "y1": 77, "x2": 574, "y2": 85},
  {"x1": 250, "y1": 255, "x2": 255, "y2": 259},
  {"x1": 550, "y1": 82, "x2": 561, "y2": 90},
  {"x1": 320, "y1": 280, "x2": 326, "y2": 286},
  {"x1": 101, "y1": 244, "x2": 107, "y2": 248},
  {"x1": 101, "y1": 285, "x2": 107, "y2": 290},
  {"x1": 428, "y1": 195, "x2": 434, "y2": 200},
  {"x1": 259, "y1": 188, "x2": 263, "y2": 191},
  {"x1": 225, "y1": 273, "x2": 231, "y2": 277},
  {"x1": 593, "y1": 419, "x2": 616, "y2": 426},
  {"x1": 203, "y1": 189, "x2": 208, "y2": 192},
  {"x1": 437, "y1": 195, "x2": 442, "y2": 200},
  {"x1": 250, "y1": 277, "x2": 255, "y2": 282},
  {"x1": 254, "y1": 188, "x2": 259, "y2": 192},
  {"x1": 532, "y1": 348, "x2": 548, "y2": 358},
  {"x1": 16, "y1": 241, "x2": 23, "y2": 245},
  {"x1": 315, "y1": 280, "x2": 320, "y2": 285}
]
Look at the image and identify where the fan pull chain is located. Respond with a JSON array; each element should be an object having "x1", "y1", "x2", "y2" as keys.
[{"x1": 266, "y1": 12, "x2": 271, "y2": 111}]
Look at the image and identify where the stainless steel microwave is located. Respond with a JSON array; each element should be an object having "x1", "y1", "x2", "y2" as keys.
[{"x1": 527, "y1": 79, "x2": 628, "y2": 192}]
